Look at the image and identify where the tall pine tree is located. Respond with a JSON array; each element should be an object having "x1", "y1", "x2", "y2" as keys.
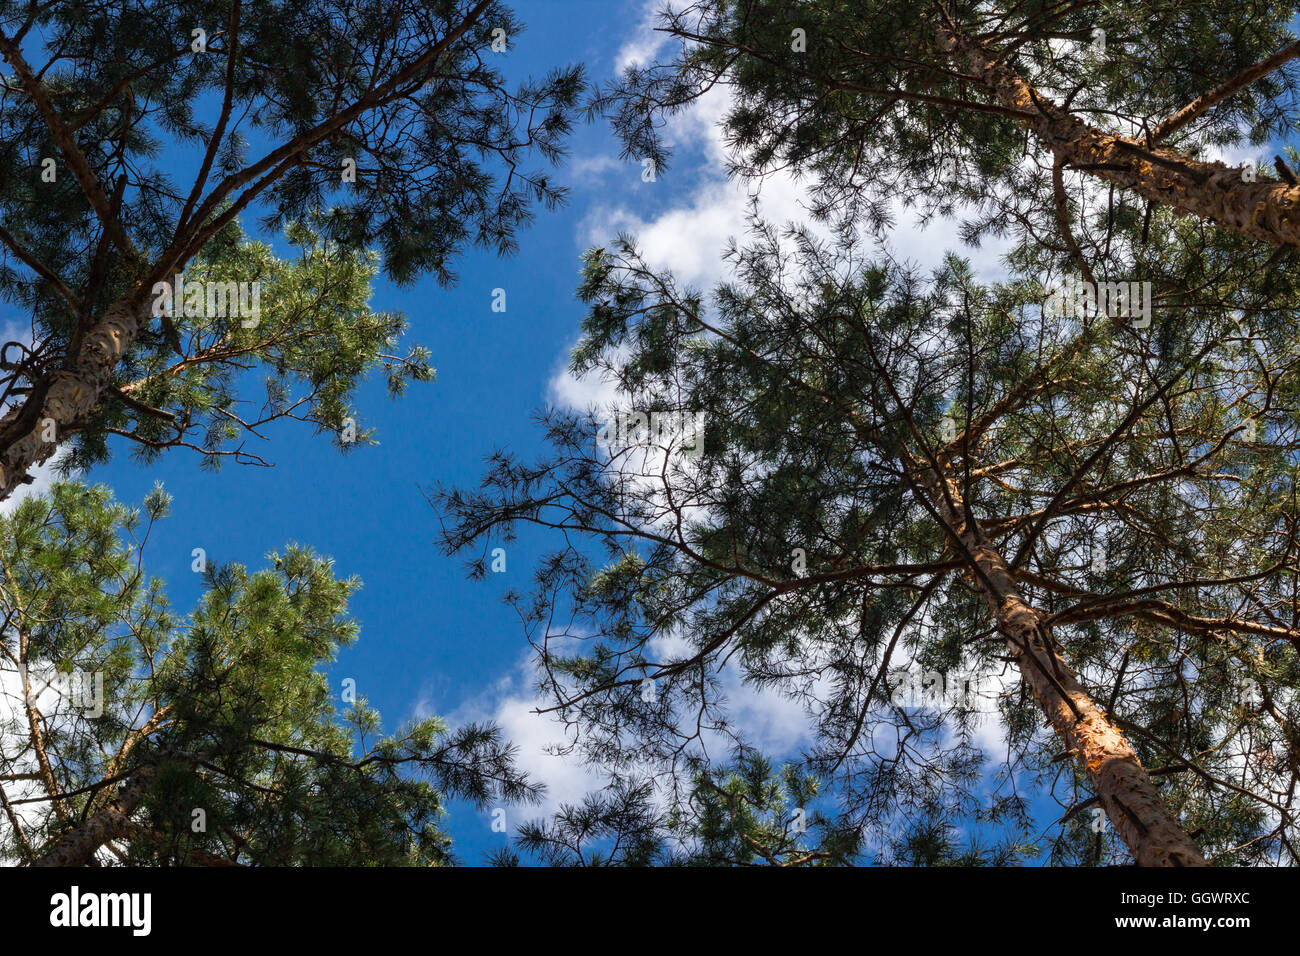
[
  {"x1": 432, "y1": 0, "x2": 1300, "y2": 869},
  {"x1": 438, "y1": 205, "x2": 1300, "y2": 865}
]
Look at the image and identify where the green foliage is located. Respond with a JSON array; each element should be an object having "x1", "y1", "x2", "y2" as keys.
[
  {"x1": 599, "y1": 0, "x2": 1297, "y2": 225},
  {"x1": 499, "y1": 753, "x2": 862, "y2": 866},
  {"x1": 59, "y1": 216, "x2": 435, "y2": 474},
  {"x1": 0, "y1": 482, "x2": 539, "y2": 865},
  {"x1": 0, "y1": 0, "x2": 584, "y2": 484},
  {"x1": 439, "y1": 204, "x2": 1300, "y2": 864}
]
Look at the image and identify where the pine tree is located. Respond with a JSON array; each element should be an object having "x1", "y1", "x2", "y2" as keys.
[
  {"x1": 430, "y1": 0, "x2": 1300, "y2": 869},
  {"x1": 436, "y1": 205, "x2": 1300, "y2": 866},
  {"x1": 0, "y1": 481, "x2": 538, "y2": 865},
  {"x1": 0, "y1": 0, "x2": 585, "y2": 498},
  {"x1": 600, "y1": 1, "x2": 1300, "y2": 244},
  {"x1": 64, "y1": 215, "x2": 435, "y2": 474}
]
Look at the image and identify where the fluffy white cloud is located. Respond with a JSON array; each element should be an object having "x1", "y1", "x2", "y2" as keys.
[
  {"x1": 420, "y1": 650, "x2": 603, "y2": 817},
  {"x1": 424, "y1": 630, "x2": 821, "y2": 821},
  {"x1": 612, "y1": 0, "x2": 674, "y2": 74}
]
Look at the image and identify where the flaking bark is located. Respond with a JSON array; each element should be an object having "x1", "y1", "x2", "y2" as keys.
[
  {"x1": 937, "y1": 12, "x2": 1300, "y2": 250},
  {"x1": 0, "y1": 296, "x2": 146, "y2": 499},
  {"x1": 32, "y1": 765, "x2": 153, "y2": 867},
  {"x1": 919, "y1": 463, "x2": 1207, "y2": 866}
]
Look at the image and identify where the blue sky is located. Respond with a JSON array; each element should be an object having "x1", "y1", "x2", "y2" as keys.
[{"x1": 0, "y1": 0, "x2": 1102, "y2": 863}]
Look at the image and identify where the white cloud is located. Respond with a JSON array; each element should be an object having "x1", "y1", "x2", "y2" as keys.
[
  {"x1": 577, "y1": 31, "x2": 1014, "y2": 292},
  {"x1": 613, "y1": 1, "x2": 674, "y2": 74},
  {"x1": 568, "y1": 154, "x2": 624, "y2": 180},
  {"x1": 548, "y1": 351, "x2": 620, "y2": 413},
  {"x1": 427, "y1": 651, "x2": 604, "y2": 817},
  {"x1": 422, "y1": 623, "x2": 822, "y2": 824}
]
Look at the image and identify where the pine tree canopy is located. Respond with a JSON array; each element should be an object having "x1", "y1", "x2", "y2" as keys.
[
  {"x1": 66, "y1": 216, "x2": 435, "y2": 474},
  {"x1": 601, "y1": 1, "x2": 1300, "y2": 241},
  {"x1": 436, "y1": 0, "x2": 1300, "y2": 864},
  {"x1": 497, "y1": 753, "x2": 867, "y2": 866},
  {"x1": 439, "y1": 211, "x2": 1300, "y2": 866},
  {"x1": 0, "y1": 0, "x2": 584, "y2": 497}
]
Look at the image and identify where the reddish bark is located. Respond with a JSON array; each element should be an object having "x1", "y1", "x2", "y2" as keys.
[
  {"x1": 32, "y1": 767, "x2": 153, "y2": 867},
  {"x1": 936, "y1": 13, "x2": 1300, "y2": 250},
  {"x1": 918, "y1": 462, "x2": 1207, "y2": 866}
]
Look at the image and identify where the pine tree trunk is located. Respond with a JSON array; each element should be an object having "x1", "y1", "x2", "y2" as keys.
[
  {"x1": 918, "y1": 463, "x2": 1207, "y2": 866},
  {"x1": 0, "y1": 296, "x2": 146, "y2": 500},
  {"x1": 935, "y1": 11, "x2": 1300, "y2": 249},
  {"x1": 32, "y1": 766, "x2": 153, "y2": 867}
]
